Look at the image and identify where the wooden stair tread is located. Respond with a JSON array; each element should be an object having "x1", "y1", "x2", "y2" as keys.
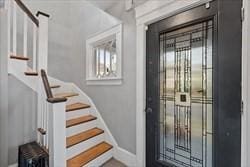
[
  {"x1": 10, "y1": 54, "x2": 29, "y2": 61},
  {"x1": 66, "y1": 102, "x2": 90, "y2": 112},
  {"x1": 66, "y1": 127, "x2": 104, "y2": 148},
  {"x1": 50, "y1": 85, "x2": 61, "y2": 89},
  {"x1": 66, "y1": 115, "x2": 97, "y2": 128},
  {"x1": 54, "y1": 92, "x2": 79, "y2": 98},
  {"x1": 67, "y1": 142, "x2": 113, "y2": 167},
  {"x1": 25, "y1": 71, "x2": 38, "y2": 76}
]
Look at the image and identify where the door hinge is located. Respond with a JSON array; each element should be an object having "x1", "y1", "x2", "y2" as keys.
[
  {"x1": 241, "y1": 101, "x2": 244, "y2": 114},
  {"x1": 241, "y1": 7, "x2": 245, "y2": 22}
]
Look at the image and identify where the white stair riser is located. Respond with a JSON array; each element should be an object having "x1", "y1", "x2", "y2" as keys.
[
  {"x1": 51, "y1": 85, "x2": 72, "y2": 95},
  {"x1": 83, "y1": 149, "x2": 113, "y2": 167},
  {"x1": 66, "y1": 108, "x2": 90, "y2": 120},
  {"x1": 67, "y1": 133, "x2": 104, "y2": 159},
  {"x1": 66, "y1": 120, "x2": 97, "y2": 137},
  {"x1": 65, "y1": 96, "x2": 83, "y2": 105},
  {"x1": 51, "y1": 87, "x2": 63, "y2": 94},
  {"x1": 10, "y1": 60, "x2": 27, "y2": 72}
]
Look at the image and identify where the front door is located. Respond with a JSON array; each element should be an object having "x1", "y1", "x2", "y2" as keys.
[{"x1": 146, "y1": 1, "x2": 242, "y2": 167}]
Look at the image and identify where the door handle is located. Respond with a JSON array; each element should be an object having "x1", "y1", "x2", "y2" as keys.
[{"x1": 145, "y1": 107, "x2": 153, "y2": 114}]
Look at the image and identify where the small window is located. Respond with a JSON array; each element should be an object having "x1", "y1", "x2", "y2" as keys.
[
  {"x1": 86, "y1": 24, "x2": 122, "y2": 85},
  {"x1": 94, "y1": 39, "x2": 117, "y2": 78}
]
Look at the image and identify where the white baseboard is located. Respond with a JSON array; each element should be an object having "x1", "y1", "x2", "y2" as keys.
[
  {"x1": 8, "y1": 163, "x2": 17, "y2": 167},
  {"x1": 114, "y1": 147, "x2": 136, "y2": 167}
]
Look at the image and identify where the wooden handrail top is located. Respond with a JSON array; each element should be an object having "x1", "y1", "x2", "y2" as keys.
[
  {"x1": 41, "y1": 69, "x2": 67, "y2": 103},
  {"x1": 41, "y1": 69, "x2": 53, "y2": 99},
  {"x1": 14, "y1": 0, "x2": 39, "y2": 27}
]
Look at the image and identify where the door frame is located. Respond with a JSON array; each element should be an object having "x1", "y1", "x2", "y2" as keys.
[{"x1": 135, "y1": 0, "x2": 248, "y2": 166}]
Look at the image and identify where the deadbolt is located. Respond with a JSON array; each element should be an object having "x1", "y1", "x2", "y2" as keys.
[{"x1": 145, "y1": 107, "x2": 153, "y2": 113}]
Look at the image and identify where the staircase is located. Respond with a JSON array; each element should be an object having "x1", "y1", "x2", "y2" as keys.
[
  {"x1": 48, "y1": 76, "x2": 115, "y2": 166},
  {"x1": 4, "y1": 0, "x2": 117, "y2": 166}
]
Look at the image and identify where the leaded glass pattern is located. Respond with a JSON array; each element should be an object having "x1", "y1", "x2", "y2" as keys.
[
  {"x1": 94, "y1": 39, "x2": 117, "y2": 78},
  {"x1": 158, "y1": 20, "x2": 213, "y2": 167}
]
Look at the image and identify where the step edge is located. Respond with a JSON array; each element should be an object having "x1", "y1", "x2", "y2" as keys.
[
  {"x1": 10, "y1": 55, "x2": 29, "y2": 60},
  {"x1": 66, "y1": 128, "x2": 104, "y2": 148},
  {"x1": 66, "y1": 103, "x2": 91, "y2": 112},
  {"x1": 66, "y1": 115, "x2": 97, "y2": 128}
]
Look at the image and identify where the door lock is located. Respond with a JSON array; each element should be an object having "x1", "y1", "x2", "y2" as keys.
[{"x1": 145, "y1": 107, "x2": 153, "y2": 114}]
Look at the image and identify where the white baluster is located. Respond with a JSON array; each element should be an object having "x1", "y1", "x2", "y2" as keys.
[
  {"x1": 37, "y1": 80, "x2": 42, "y2": 145},
  {"x1": 12, "y1": 1, "x2": 16, "y2": 54},
  {"x1": 7, "y1": 0, "x2": 11, "y2": 55},
  {"x1": 33, "y1": 24, "x2": 37, "y2": 71},
  {"x1": 23, "y1": 14, "x2": 27, "y2": 57},
  {"x1": 41, "y1": 92, "x2": 44, "y2": 132},
  {"x1": 43, "y1": 98, "x2": 46, "y2": 147},
  {"x1": 46, "y1": 102, "x2": 49, "y2": 149},
  {"x1": 44, "y1": 100, "x2": 47, "y2": 148}
]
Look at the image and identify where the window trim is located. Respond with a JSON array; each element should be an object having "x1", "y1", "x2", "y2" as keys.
[{"x1": 86, "y1": 24, "x2": 123, "y2": 85}]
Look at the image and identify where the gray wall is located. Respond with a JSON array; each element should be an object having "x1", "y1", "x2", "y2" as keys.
[
  {"x1": 8, "y1": 76, "x2": 37, "y2": 165},
  {"x1": 61, "y1": 1, "x2": 137, "y2": 154},
  {"x1": 0, "y1": 0, "x2": 4, "y2": 8},
  {"x1": 87, "y1": 2, "x2": 137, "y2": 154},
  {"x1": 0, "y1": 9, "x2": 9, "y2": 167}
]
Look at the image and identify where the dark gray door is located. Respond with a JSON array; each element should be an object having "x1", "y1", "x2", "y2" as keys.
[{"x1": 146, "y1": 1, "x2": 242, "y2": 167}]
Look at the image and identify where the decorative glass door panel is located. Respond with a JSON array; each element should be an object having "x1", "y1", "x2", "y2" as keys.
[{"x1": 158, "y1": 20, "x2": 213, "y2": 167}]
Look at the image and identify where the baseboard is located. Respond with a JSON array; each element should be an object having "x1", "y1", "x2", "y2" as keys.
[
  {"x1": 114, "y1": 146, "x2": 136, "y2": 167},
  {"x1": 8, "y1": 163, "x2": 17, "y2": 167}
]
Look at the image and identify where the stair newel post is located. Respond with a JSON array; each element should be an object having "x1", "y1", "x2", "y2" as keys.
[
  {"x1": 48, "y1": 101, "x2": 67, "y2": 167},
  {"x1": 36, "y1": 11, "x2": 49, "y2": 71},
  {"x1": 41, "y1": 69, "x2": 67, "y2": 166}
]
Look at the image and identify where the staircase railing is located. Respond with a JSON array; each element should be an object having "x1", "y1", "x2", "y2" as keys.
[
  {"x1": 5, "y1": 0, "x2": 68, "y2": 166},
  {"x1": 7, "y1": 0, "x2": 38, "y2": 71},
  {"x1": 40, "y1": 69, "x2": 67, "y2": 167}
]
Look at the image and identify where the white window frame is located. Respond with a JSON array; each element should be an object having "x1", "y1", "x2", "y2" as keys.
[{"x1": 86, "y1": 24, "x2": 123, "y2": 85}]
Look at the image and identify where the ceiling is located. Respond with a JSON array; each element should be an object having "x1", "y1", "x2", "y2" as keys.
[
  {"x1": 87, "y1": 0, "x2": 120, "y2": 10},
  {"x1": 88, "y1": 0, "x2": 148, "y2": 10}
]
